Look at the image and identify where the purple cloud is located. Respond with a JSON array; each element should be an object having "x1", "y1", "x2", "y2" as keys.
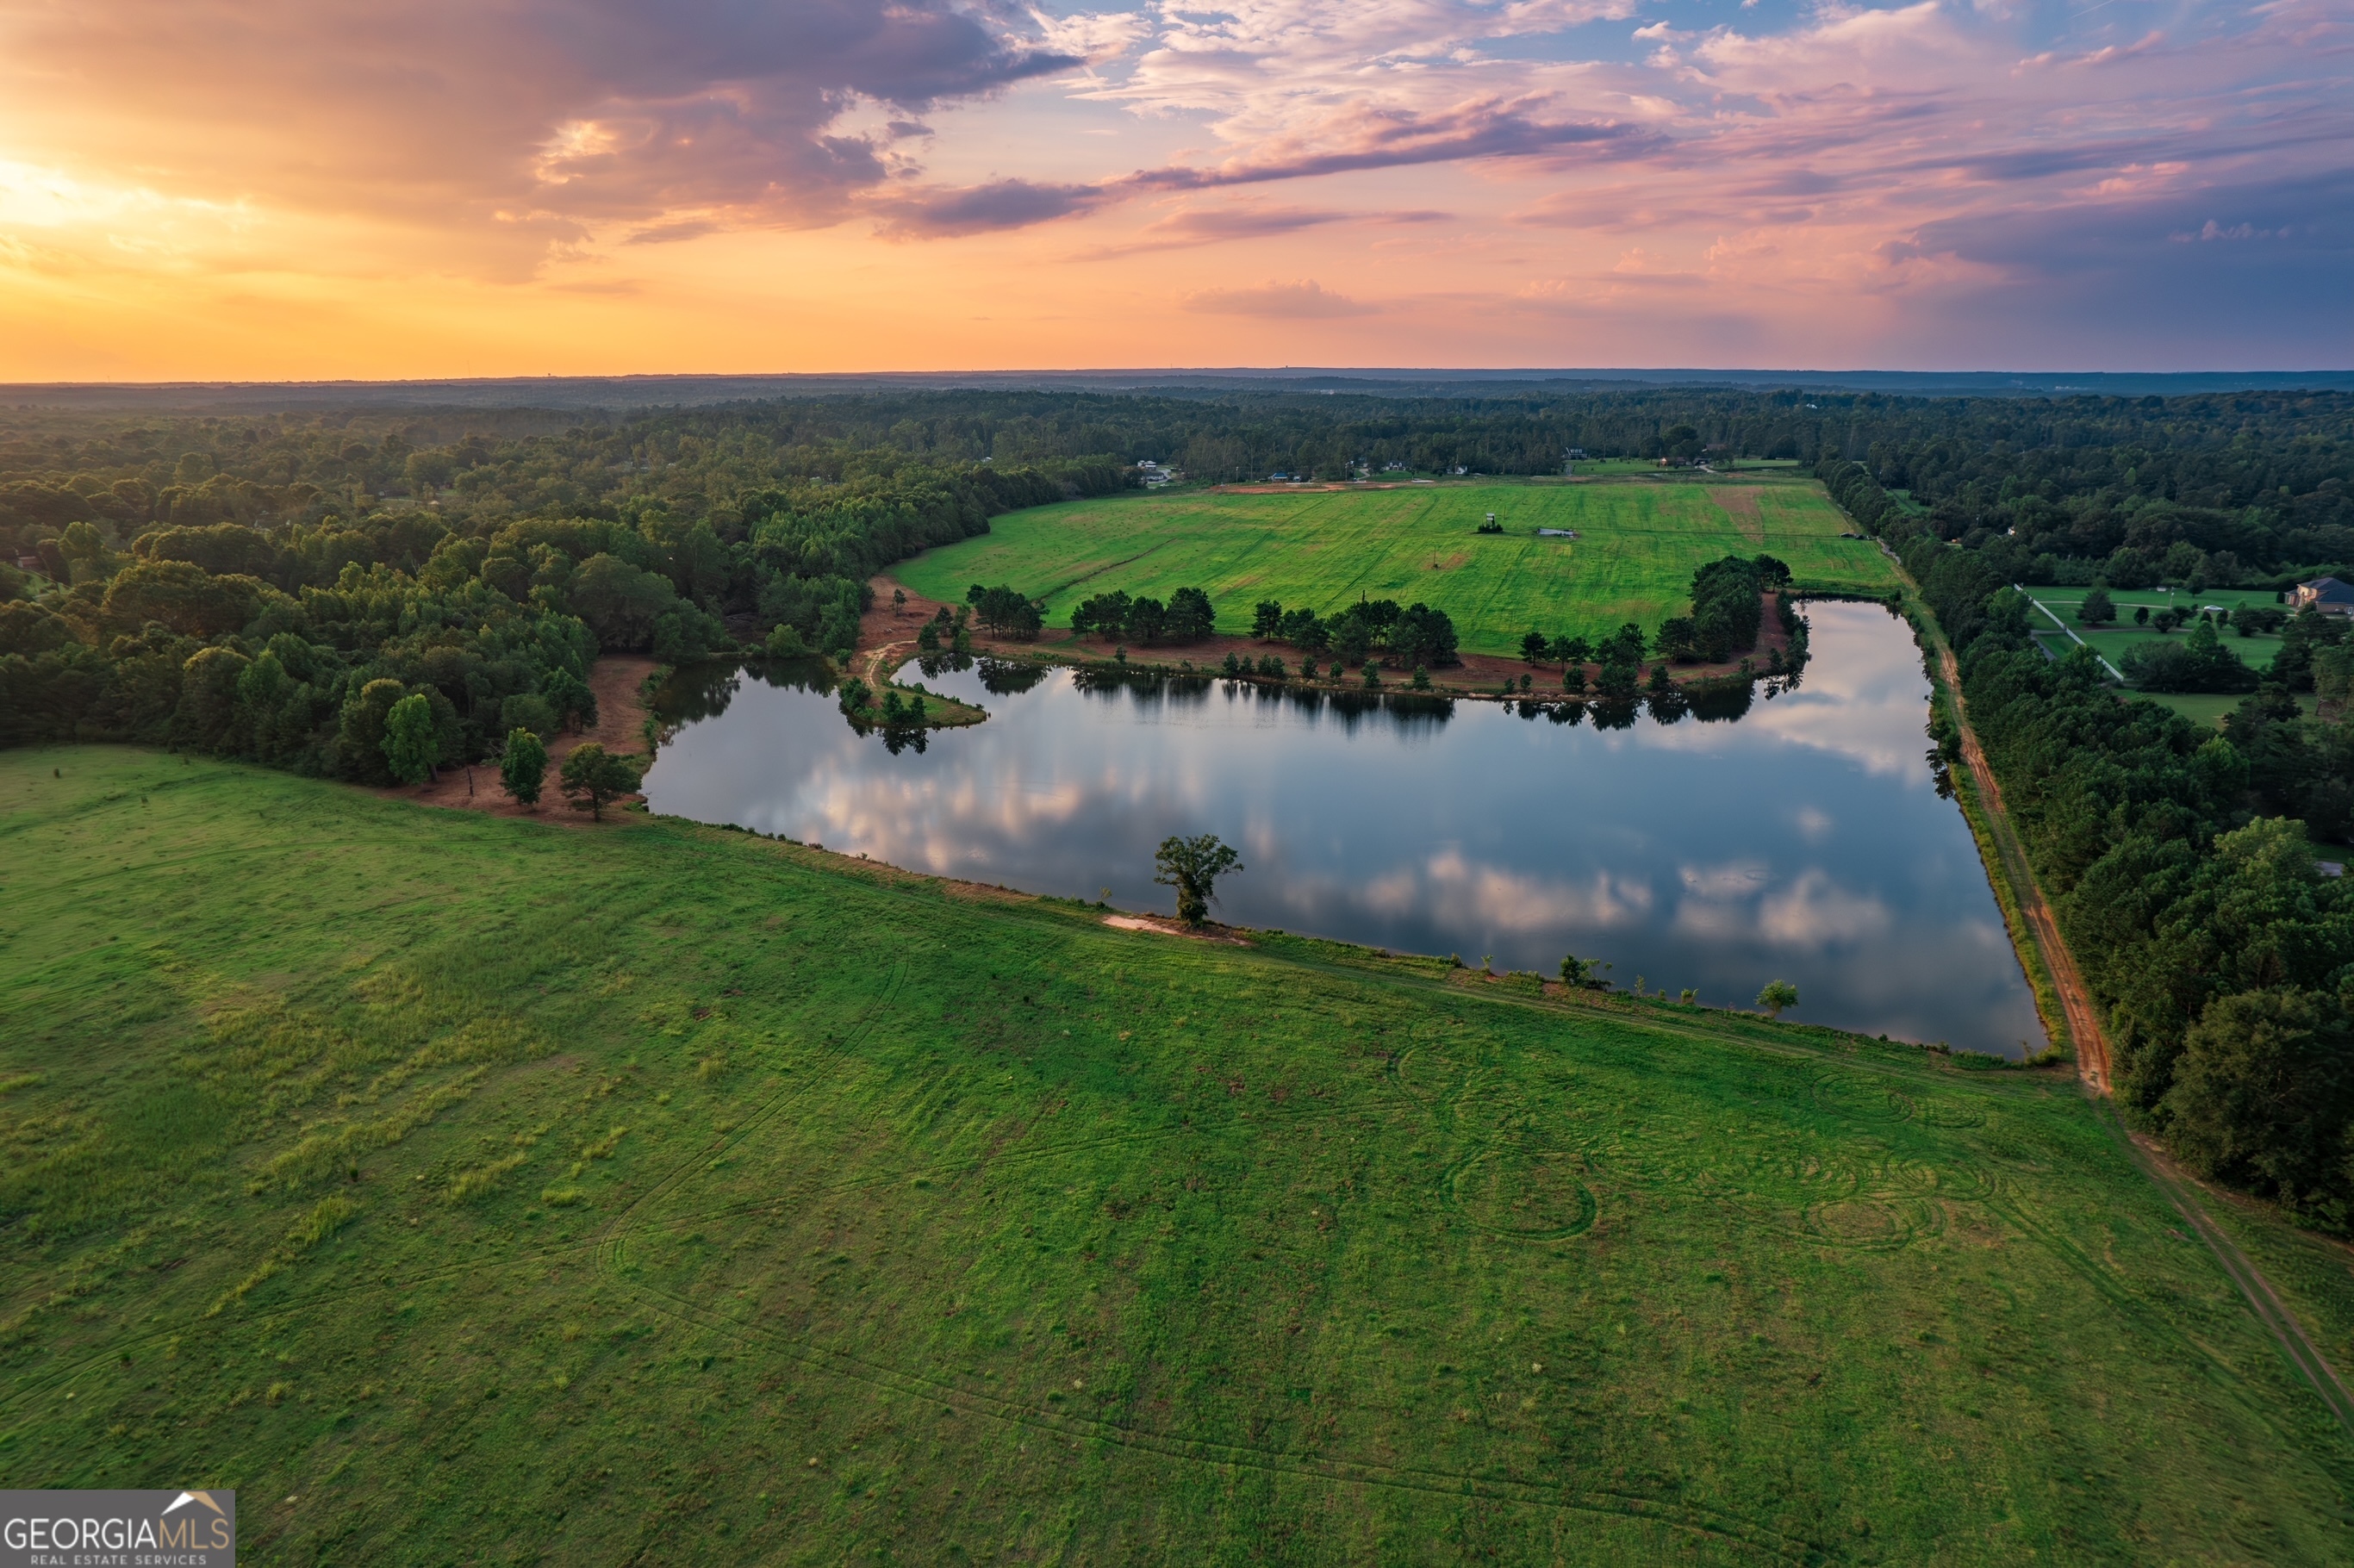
[
  {"x1": 1119, "y1": 96, "x2": 1652, "y2": 194},
  {"x1": 1081, "y1": 204, "x2": 1451, "y2": 257},
  {"x1": 873, "y1": 179, "x2": 1111, "y2": 239}
]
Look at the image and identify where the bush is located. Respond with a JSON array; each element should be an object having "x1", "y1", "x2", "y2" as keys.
[
  {"x1": 558, "y1": 742, "x2": 642, "y2": 821},
  {"x1": 500, "y1": 727, "x2": 547, "y2": 806}
]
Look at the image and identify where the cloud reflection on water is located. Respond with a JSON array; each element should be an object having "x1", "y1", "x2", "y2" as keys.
[{"x1": 643, "y1": 603, "x2": 2044, "y2": 1055}]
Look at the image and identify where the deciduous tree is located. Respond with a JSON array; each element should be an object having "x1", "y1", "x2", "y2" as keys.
[
  {"x1": 500, "y1": 727, "x2": 546, "y2": 807},
  {"x1": 558, "y1": 742, "x2": 642, "y2": 822},
  {"x1": 1154, "y1": 833, "x2": 1242, "y2": 926},
  {"x1": 383, "y1": 692, "x2": 439, "y2": 785}
]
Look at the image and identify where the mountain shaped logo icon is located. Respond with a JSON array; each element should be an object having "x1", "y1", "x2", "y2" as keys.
[{"x1": 163, "y1": 1492, "x2": 226, "y2": 1517}]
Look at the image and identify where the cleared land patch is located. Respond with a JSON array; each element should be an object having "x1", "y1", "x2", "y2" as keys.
[
  {"x1": 4, "y1": 750, "x2": 2353, "y2": 1563},
  {"x1": 898, "y1": 479, "x2": 1897, "y2": 656}
]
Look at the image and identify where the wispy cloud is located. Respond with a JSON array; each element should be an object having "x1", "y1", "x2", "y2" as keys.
[
  {"x1": 1077, "y1": 202, "x2": 1449, "y2": 258},
  {"x1": 1180, "y1": 279, "x2": 1379, "y2": 317},
  {"x1": 873, "y1": 179, "x2": 1111, "y2": 239}
]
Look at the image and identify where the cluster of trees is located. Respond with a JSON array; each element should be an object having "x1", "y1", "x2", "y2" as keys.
[
  {"x1": 2119, "y1": 619, "x2": 2263, "y2": 694},
  {"x1": 1249, "y1": 597, "x2": 1460, "y2": 668},
  {"x1": 966, "y1": 583, "x2": 1044, "y2": 638},
  {"x1": 1822, "y1": 432, "x2": 2354, "y2": 1225},
  {"x1": 0, "y1": 430, "x2": 1134, "y2": 780},
  {"x1": 1517, "y1": 623, "x2": 1647, "y2": 669},
  {"x1": 1070, "y1": 587, "x2": 1214, "y2": 644},
  {"x1": 1680, "y1": 555, "x2": 1790, "y2": 661},
  {"x1": 1510, "y1": 557, "x2": 1808, "y2": 693},
  {"x1": 912, "y1": 605, "x2": 975, "y2": 657},
  {"x1": 1, "y1": 539, "x2": 606, "y2": 784}
]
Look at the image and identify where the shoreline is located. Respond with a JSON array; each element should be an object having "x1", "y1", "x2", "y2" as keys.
[{"x1": 861, "y1": 572, "x2": 1825, "y2": 707}]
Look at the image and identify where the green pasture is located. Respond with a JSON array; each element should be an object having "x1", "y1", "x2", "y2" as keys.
[
  {"x1": 899, "y1": 480, "x2": 1897, "y2": 656},
  {"x1": 6, "y1": 749, "x2": 2354, "y2": 1563},
  {"x1": 2025, "y1": 587, "x2": 2292, "y2": 675},
  {"x1": 2139, "y1": 691, "x2": 2319, "y2": 730}
]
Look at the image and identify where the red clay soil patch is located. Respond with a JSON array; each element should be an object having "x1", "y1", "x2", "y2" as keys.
[
  {"x1": 1103, "y1": 913, "x2": 1250, "y2": 946},
  {"x1": 863, "y1": 576, "x2": 961, "y2": 681},
  {"x1": 388, "y1": 654, "x2": 659, "y2": 824},
  {"x1": 1713, "y1": 486, "x2": 1766, "y2": 543}
]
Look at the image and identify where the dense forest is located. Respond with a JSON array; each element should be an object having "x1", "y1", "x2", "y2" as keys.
[{"x1": 0, "y1": 407, "x2": 1124, "y2": 770}]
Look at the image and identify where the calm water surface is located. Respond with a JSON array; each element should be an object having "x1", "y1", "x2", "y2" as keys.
[{"x1": 642, "y1": 602, "x2": 2046, "y2": 1056}]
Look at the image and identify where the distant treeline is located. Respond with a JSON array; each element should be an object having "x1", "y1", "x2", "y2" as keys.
[
  {"x1": 5, "y1": 388, "x2": 2348, "y2": 586},
  {"x1": 1824, "y1": 451, "x2": 2354, "y2": 1227}
]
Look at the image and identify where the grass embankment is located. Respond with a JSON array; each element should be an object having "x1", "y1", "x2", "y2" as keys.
[
  {"x1": 897, "y1": 480, "x2": 1896, "y2": 657},
  {"x1": 7, "y1": 750, "x2": 2354, "y2": 1562},
  {"x1": 1901, "y1": 597, "x2": 2072, "y2": 1062}
]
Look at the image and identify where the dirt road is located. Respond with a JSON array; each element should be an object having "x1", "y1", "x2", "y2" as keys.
[{"x1": 1933, "y1": 639, "x2": 2113, "y2": 1090}]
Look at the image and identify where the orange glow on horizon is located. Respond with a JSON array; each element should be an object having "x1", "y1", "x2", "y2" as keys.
[{"x1": 0, "y1": 0, "x2": 2343, "y2": 379}]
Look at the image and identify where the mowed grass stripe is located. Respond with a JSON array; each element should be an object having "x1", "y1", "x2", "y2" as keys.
[
  {"x1": 900, "y1": 481, "x2": 1898, "y2": 654},
  {"x1": 4, "y1": 750, "x2": 2352, "y2": 1564}
]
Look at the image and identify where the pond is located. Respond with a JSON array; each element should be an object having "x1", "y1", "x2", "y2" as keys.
[{"x1": 641, "y1": 601, "x2": 2046, "y2": 1056}]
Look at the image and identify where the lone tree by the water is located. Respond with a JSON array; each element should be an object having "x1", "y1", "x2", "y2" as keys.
[
  {"x1": 1155, "y1": 833, "x2": 1242, "y2": 926},
  {"x1": 499, "y1": 727, "x2": 546, "y2": 807},
  {"x1": 559, "y1": 743, "x2": 643, "y2": 822},
  {"x1": 1757, "y1": 980, "x2": 1799, "y2": 1018}
]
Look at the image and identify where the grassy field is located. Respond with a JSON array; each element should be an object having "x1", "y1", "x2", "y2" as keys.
[
  {"x1": 2141, "y1": 690, "x2": 2318, "y2": 730},
  {"x1": 899, "y1": 480, "x2": 1898, "y2": 656},
  {"x1": 2024, "y1": 587, "x2": 2294, "y2": 675},
  {"x1": 7, "y1": 749, "x2": 2354, "y2": 1564}
]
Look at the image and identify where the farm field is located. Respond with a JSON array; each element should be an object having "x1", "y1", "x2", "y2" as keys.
[
  {"x1": 898, "y1": 479, "x2": 1897, "y2": 656},
  {"x1": 2023, "y1": 586, "x2": 2294, "y2": 675},
  {"x1": 7, "y1": 750, "x2": 2354, "y2": 1564}
]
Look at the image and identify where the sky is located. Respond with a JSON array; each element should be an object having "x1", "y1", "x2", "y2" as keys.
[{"x1": 0, "y1": 0, "x2": 2346, "y2": 379}]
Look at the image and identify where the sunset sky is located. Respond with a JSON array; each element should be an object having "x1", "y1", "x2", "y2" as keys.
[{"x1": 0, "y1": 0, "x2": 2345, "y2": 379}]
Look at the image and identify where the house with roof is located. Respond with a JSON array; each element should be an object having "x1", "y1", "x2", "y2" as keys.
[{"x1": 2292, "y1": 577, "x2": 2354, "y2": 615}]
